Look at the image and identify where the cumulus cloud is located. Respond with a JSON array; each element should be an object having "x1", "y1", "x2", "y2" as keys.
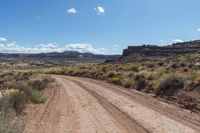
[
  {"x1": 65, "y1": 43, "x2": 107, "y2": 54},
  {"x1": 198, "y1": 28, "x2": 200, "y2": 32},
  {"x1": 172, "y1": 39, "x2": 184, "y2": 43},
  {"x1": 0, "y1": 42, "x2": 65, "y2": 53},
  {"x1": 94, "y1": 6, "x2": 105, "y2": 15},
  {"x1": 67, "y1": 8, "x2": 78, "y2": 14},
  {"x1": 0, "y1": 37, "x2": 7, "y2": 42},
  {"x1": 0, "y1": 38, "x2": 110, "y2": 54}
]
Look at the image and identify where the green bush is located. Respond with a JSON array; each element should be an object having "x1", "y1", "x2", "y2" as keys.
[
  {"x1": 111, "y1": 77, "x2": 121, "y2": 85},
  {"x1": 136, "y1": 78, "x2": 146, "y2": 91},
  {"x1": 156, "y1": 76, "x2": 184, "y2": 97},
  {"x1": 31, "y1": 90, "x2": 46, "y2": 104}
]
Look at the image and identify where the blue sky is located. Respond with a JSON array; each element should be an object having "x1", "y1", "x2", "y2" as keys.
[{"x1": 0, "y1": 0, "x2": 200, "y2": 54}]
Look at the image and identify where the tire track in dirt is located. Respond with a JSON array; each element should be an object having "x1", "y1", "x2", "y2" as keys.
[
  {"x1": 24, "y1": 76, "x2": 146, "y2": 133},
  {"x1": 55, "y1": 76, "x2": 146, "y2": 133},
  {"x1": 24, "y1": 75, "x2": 199, "y2": 133},
  {"x1": 58, "y1": 75, "x2": 199, "y2": 133}
]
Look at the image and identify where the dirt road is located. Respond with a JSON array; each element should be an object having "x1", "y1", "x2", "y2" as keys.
[{"x1": 24, "y1": 75, "x2": 200, "y2": 133}]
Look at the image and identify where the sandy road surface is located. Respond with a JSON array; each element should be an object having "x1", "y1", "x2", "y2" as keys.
[{"x1": 24, "y1": 75, "x2": 200, "y2": 133}]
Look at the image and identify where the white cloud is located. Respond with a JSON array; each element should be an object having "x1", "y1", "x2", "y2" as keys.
[
  {"x1": 65, "y1": 43, "x2": 107, "y2": 54},
  {"x1": 198, "y1": 28, "x2": 200, "y2": 32},
  {"x1": 0, "y1": 43, "x2": 5, "y2": 48},
  {"x1": 172, "y1": 39, "x2": 184, "y2": 43},
  {"x1": 0, "y1": 38, "x2": 112, "y2": 54},
  {"x1": 159, "y1": 40, "x2": 169, "y2": 46},
  {"x1": 94, "y1": 6, "x2": 105, "y2": 15},
  {"x1": 38, "y1": 43, "x2": 64, "y2": 53},
  {"x1": 0, "y1": 37, "x2": 7, "y2": 42},
  {"x1": 0, "y1": 42, "x2": 64, "y2": 53},
  {"x1": 160, "y1": 40, "x2": 167, "y2": 43},
  {"x1": 67, "y1": 8, "x2": 78, "y2": 14}
]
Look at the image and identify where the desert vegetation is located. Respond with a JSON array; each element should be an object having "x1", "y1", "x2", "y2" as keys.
[
  {"x1": 45, "y1": 54, "x2": 200, "y2": 112},
  {"x1": 0, "y1": 71, "x2": 54, "y2": 133}
]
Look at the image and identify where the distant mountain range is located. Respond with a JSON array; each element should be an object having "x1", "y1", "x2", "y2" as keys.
[
  {"x1": 2, "y1": 40, "x2": 200, "y2": 63},
  {"x1": 0, "y1": 51, "x2": 120, "y2": 61}
]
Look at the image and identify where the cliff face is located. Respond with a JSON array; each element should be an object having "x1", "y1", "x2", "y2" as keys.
[
  {"x1": 122, "y1": 40, "x2": 200, "y2": 58},
  {"x1": 106, "y1": 40, "x2": 200, "y2": 63}
]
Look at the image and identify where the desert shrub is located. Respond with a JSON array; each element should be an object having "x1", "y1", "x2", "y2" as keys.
[
  {"x1": 194, "y1": 63, "x2": 200, "y2": 70},
  {"x1": 196, "y1": 102, "x2": 200, "y2": 111},
  {"x1": 171, "y1": 62, "x2": 179, "y2": 69},
  {"x1": 68, "y1": 70, "x2": 75, "y2": 75},
  {"x1": 0, "y1": 98, "x2": 23, "y2": 133},
  {"x1": 156, "y1": 76, "x2": 184, "y2": 97},
  {"x1": 0, "y1": 119, "x2": 23, "y2": 133},
  {"x1": 30, "y1": 79, "x2": 49, "y2": 90},
  {"x1": 2, "y1": 82, "x2": 32, "y2": 95},
  {"x1": 136, "y1": 78, "x2": 146, "y2": 91},
  {"x1": 31, "y1": 90, "x2": 46, "y2": 104},
  {"x1": 126, "y1": 65, "x2": 139, "y2": 72},
  {"x1": 15, "y1": 72, "x2": 32, "y2": 81},
  {"x1": 165, "y1": 67, "x2": 170, "y2": 71},
  {"x1": 122, "y1": 79, "x2": 134, "y2": 88},
  {"x1": 111, "y1": 77, "x2": 121, "y2": 85},
  {"x1": 102, "y1": 66, "x2": 107, "y2": 72},
  {"x1": 183, "y1": 68, "x2": 189, "y2": 72},
  {"x1": 187, "y1": 63, "x2": 193, "y2": 68},
  {"x1": 180, "y1": 62, "x2": 186, "y2": 67},
  {"x1": 127, "y1": 72, "x2": 134, "y2": 78},
  {"x1": 146, "y1": 63, "x2": 155, "y2": 68},
  {"x1": 134, "y1": 74, "x2": 145, "y2": 81},
  {"x1": 194, "y1": 74, "x2": 200, "y2": 83},
  {"x1": 147, "y1": 74, "x2": 154, "y2": 80},
  {"x1": 2, "y1": 89, "x2": 27, "y2": 115},
  {"x1": 93, "y1": 70, "x2": 103, "y2": 79},
  {"x1": 107, "y1": 71, "x2": 118, "y2": 78},
  {"x1": 157, "y1": 62, "x2": 164, "y2": 66}
]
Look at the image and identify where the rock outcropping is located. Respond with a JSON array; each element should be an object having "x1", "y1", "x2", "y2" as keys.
[
  {"x1": 122, "y1": 40, "x2": 200, "y2": 57},
  {"x1": 106, "y1": 40, "x2": 200, "y2": 63}
]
